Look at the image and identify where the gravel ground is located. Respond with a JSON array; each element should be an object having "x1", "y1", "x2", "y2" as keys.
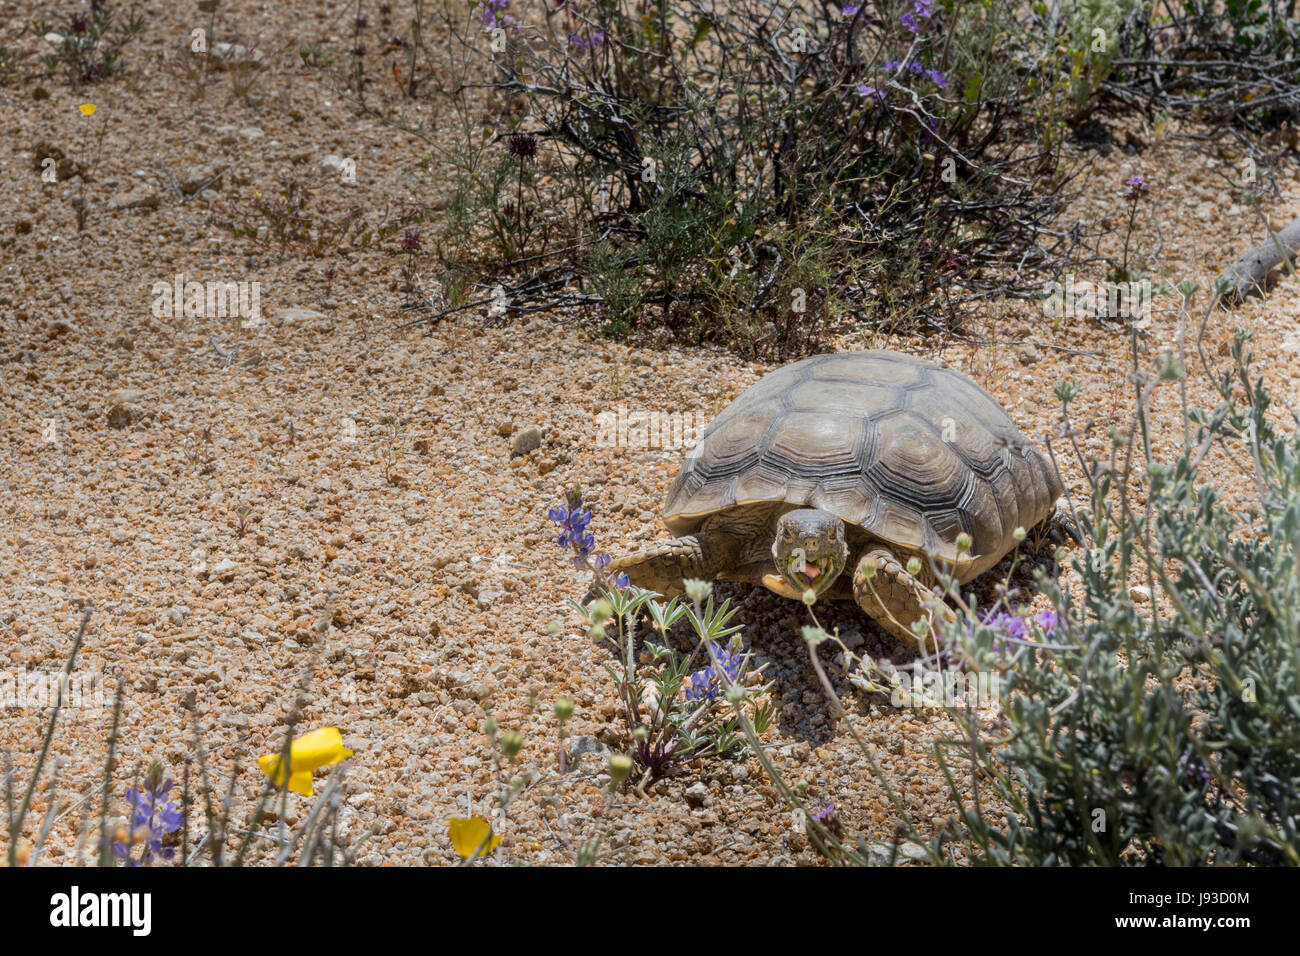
[{"x1": 2, "y1": 0, "x2": 1298, "y2": 866}]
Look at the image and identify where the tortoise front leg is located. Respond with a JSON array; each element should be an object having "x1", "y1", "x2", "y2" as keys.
[
  {"x1": 852, "y1": 548, "x2": 956, "y2": 652},
  {"x1": 606, "y1": 536, "x2": 720, "y2": 599}
]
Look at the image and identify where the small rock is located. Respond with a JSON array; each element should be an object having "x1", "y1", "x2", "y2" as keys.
[
  {"x1": 213, "y1": 558, "x2": 238, "y2": 580},
  {"x1": 511, "y1": 426, "x2": 543, "y2": 457},
  {"x1": 238, "y1": 126, "x2": 264, "y2": 140},
  {"x1": 278, "y1": 307, "x2": 327, "y2": 324},
  {"x1": 685, "y1": 782, "x2": 709, "y2": 808},
  {"x1": 106, "y1": 388, "x2": 145, "y2": 405},
  {"x1": 868, "y1": 841, "x2": 930, "y2": 866},
  {"x1": 106, "y1": 404, "x2": 134, "y2": 429},
  {"x1": 1015, "y1": 343, "x2": 1042, "y2": 365},
  {"x1": 496, "y1": 421, "x2": 513, "y2": 437},
  {"x1": 1129, "y1": 585, "x2": 1151, "y2": 603},
  {"x1": 180, "y1": 165, "x2": 224, "y2": 195}
]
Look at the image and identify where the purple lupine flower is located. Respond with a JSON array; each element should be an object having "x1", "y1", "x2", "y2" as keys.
[
  {"x1": 924, "y1": 68, "x2": 947, "y2": 88},
  {"x1": 884, "y1": 60, "x2": 903, "y2": 72},
  {"x1": 900, "y1": 12, "x2": 919, "y2": 32},
  {"x1": 113, "y1": 761, "x2": 181, "y2": 867},
  {"x1": 842, "y1": 5, "x2": 859, "y2": 16},
  {"x1": 684, "y1": 643, "x2": 746, "y2": 701},
  {"x1": 548, "y1": 489, "x2": 629, "y2": 587},
  {"x1": 855, "y1": 83, "x2": 886, "y2": 102}
]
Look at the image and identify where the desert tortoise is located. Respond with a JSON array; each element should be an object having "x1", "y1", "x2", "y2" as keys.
[{"x1": 609, "y1": 350, "x2": 1063, "y2": 648}]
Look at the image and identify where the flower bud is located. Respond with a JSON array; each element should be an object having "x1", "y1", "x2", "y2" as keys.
[
  {"x1": 607, "y1": 753, "x2": 633, "y2": 787},
  {"x1": 553, "y1": 696, "x2": 574, "y2": 722},
  {"x1": 684, "y1": 579, "x2": 712, "y2": 604},
  {"x1": 802, "y1": 588, "x2": 817, "y2": 606},
  {"x1": 1013, "y1": 526, "x2": 1026, "y2": 543},
  {"x1": 588, "y1": 599, "x2": 613, "y2": 625},
  {"x1": 802, "y1": 625, "x2": 828, "y2": 647},
  {"x1": 588, "y1": 623, "x2": 606, "y2": 643},
  {"x1": 906, "y1": 557, "x2": 922, "y2": 577},
  {"x1": 633, "y1": 725, "x2": 649, "y2": 742},
  {"x1": 955, "y1": 532, "x2": 972, "y2": 554},
  {"x1": 500, "y1": 731, "x2": 524, "y2": 758},
  {"x1": 483, "y1": 716, "x2": 498, "y2": 737}
]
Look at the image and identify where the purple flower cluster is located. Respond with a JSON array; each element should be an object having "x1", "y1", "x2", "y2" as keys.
[
  {"x1": 900, "y1": 0, "x2": 933, "y2": 34},
  {"x1": 548, "y1": 488, "x2": 629, "y2": 587},
  {"x1": 477, "y1": 0, "x2": 517, "y2": 29},
  {"x1": 567, "y1": 31, "x2": 605, "y2": 50},
  {"x1": 685, "y1": 643, "x2": 745, "y2": 701},
  {"x1": 974, "y1": 607, "x2": 1060, "y2": 651},
  {"x1": 114, "y1": 762, "x2": 182, "y2": 867},
  {"x1": 883, "y1": 59, "x2": 946, "y2": 87}
]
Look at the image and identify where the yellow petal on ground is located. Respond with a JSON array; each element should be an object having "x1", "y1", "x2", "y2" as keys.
[
  {"x1": 449, "y1": 816, "x2": 501, "y2": 858},
  {"x1": 78, "y1": 103, "x2": 96, "y2": 116}
]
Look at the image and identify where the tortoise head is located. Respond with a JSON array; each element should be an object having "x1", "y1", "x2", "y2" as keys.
[{"x1": 772, "y1": 508, "x2": 849, "y2": 598}]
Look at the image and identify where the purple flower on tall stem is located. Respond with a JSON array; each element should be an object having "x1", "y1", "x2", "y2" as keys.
[
  {"x1": 548, "y1": 489, "x2": 629, "y2": 587},
  {"x1": 507, "y1": 131, "x2": 539, "y2": 160}
]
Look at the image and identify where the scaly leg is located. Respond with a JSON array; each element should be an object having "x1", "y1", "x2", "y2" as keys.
[
  {"x1": 852, "y1": 548, "x2": 956, "y2": 652},
  {"x1": 606, "y1": 536, "x2": 720, "y2": 599}
]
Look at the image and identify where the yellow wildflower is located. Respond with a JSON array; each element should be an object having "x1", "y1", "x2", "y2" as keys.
[
  {"x1": 449, "y1": 816, "x2": 502, "y2": 858},
  {"x1": 78, "y1": 103, "x2": 96, "y2": 116},
  {"x1": 258, "y1": 727, "x2": 353, "y2": 796}
]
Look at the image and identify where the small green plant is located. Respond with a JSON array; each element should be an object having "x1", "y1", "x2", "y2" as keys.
[
  {"x1": 574, "y1": 584, "x2": 774, "y2": 790},
  {"x1": 36, "y1": 0, "x2": 144, "y2": 85}
]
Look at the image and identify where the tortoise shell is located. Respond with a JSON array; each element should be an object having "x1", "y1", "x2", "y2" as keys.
[{"x1": 663, "y1": 351, "x2": 1061, "y2": 581}]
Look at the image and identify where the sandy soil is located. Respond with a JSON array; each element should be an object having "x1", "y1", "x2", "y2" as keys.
[{"x1": 1, "y1": 1, "x2": 1298, "y2": 865}]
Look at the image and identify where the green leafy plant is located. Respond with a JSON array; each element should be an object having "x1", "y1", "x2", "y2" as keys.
[{"x1": 574, "y1": 583, "x2": 774, "y2": 790}]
